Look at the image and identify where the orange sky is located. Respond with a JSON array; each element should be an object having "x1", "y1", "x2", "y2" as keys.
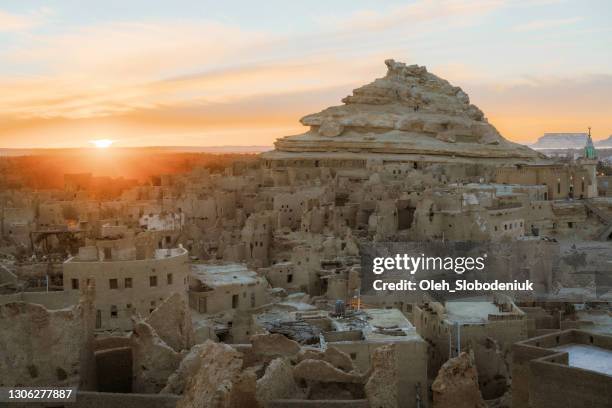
[{"x1": 1, "y1": 1, "x2": 611, "y2": 148}]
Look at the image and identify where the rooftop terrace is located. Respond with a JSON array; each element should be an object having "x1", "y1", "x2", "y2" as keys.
[
  {"x1": 553, "y1": 343, "x2": 612, "y2": 376},
  {"x1": 190, "y1": 263, "x2": 261, "y2": 287}
]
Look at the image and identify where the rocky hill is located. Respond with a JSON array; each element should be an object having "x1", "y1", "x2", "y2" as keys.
[{"x1": 265, "y1": 59, "x2": 545, "y2": 164}]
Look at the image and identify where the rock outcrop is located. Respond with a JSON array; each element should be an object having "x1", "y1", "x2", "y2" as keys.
[
  {"x1": 432, "y1": 352, "x2": 486, "y2": 408},
  {"x1": 263, "y1": 59, "x2": 546, "y2": 165}
]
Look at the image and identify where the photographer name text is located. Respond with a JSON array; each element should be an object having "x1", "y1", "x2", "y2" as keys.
[{"x1": 372, "y1": 279, "x2": 534, "y2": 292}]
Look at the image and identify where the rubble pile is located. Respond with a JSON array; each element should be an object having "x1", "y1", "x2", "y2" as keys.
[{"x1": 168, "y1": 334, "x2": 371, "y2": 407}]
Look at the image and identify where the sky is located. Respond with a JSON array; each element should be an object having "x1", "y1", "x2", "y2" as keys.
[{"x1": 0, "y1": 0, "x2": 611, "y2": 148}]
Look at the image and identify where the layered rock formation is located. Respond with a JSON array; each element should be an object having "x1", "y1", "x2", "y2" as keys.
[{"x1": 263, "y1": 59, "x2": 545, "y2": 165}]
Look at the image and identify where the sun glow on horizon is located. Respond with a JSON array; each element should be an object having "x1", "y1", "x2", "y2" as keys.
[
  {"x1": 0, "y1": 2, "x2": 610, "y2": 148},
  {"x1": 90, "y1": 139, "x2": 114, "y2": 148}
]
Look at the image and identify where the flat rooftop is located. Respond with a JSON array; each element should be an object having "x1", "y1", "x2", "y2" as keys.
[
  {"x1": 191, "y1": 263, "x2": 260, "y2": 287},
  {"x1": 575, "y1": 310, "x2": 612, "y2": 335},
  {"x1": 445, "y1": 298, "x2": 520, "y2": 324},
  {"x1": 553, "y1": 343, "x2": 612, "y2": 376},
  {"x1": 445, "y1": 301, "x2": 501, "y2": 323},
  {"x1": 332, "y1": 308, "x2": 422, "y2": 342}
]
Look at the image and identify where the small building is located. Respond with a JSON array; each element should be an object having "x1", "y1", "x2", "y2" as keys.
[
  {"x1": 496, "y1": 161, "x2": 598, "y2": 200},
  {"x1": 63, "y1": 240, "x2": 189, "y2": 331},
  {"x1": 512, "y1": 330, "x2": 612, "y2": 408},
  {"x1": 414, "y1": 295, "x2": 528, "y2": 399},
  {"x1": 325, "y1": 308, "x2": 428, "y2": 408},
  {"x1": 188, "y1": 263, "x2": 268, "y2": 315},
  {"x1": 255, "y1": 307, "x2": 428, "y2": 407}
]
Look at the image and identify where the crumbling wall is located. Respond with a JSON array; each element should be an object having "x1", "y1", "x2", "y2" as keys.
[
  {"x1": 177, "y1": 340, "x2": 255, "y2": 408},
  {"x1": 130, "y1": 319, "x2": 182, "y2": 393},
  {"x1": 293, "y1": 358, "x2": 364, "y2": 400},
  {"x1": 364, "y1": 344, "x2": 399, "y2": 408},
  {"x1": 432, "y1": 352, "x2": 486, "y2": 408},
  {"x1": 162, "y1": 343, "x2": 209, "y2": 395},
  {"x1": 528, "y1": 353, "x2": 612, "y2": 408},
  {"x1": 297, "y1": 347, "x2": 355, "y2": 372},
  {"x1": 256, "y1": 358, "x2": 301, "y2": 406},
  {"x1": 0, "y1": 298, "x2": 94, "y2": 388},
  {"x1": 146, "y1": 292, "x2": 194, "y2": 352},
  {"x1": 250, "y1": 333, "x2": 301, "y2": 362}
]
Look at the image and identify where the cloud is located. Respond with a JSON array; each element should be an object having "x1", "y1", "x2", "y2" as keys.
[
  {"x1": 465, "y1": 73, "x2": 612, "y2": 142},
  {"x1": 6, "y1": 20, "x2": 260, "y2": 79},
  {"x1": 318, "y1": 0, "x2": 507, "y2": 32},
  {"x1": 4, "y1": 71, "x2": 611, "y2": 148},
  {"x1": 513, "y1": 17, "x2": 583, "y2": 32},
  {"x1": 0, "y1": 8, "x2": 46, "y2": 32},
  {"x1": 0, "y1": 0, "x2": 609, "y2": 148},
  {"x1": 0, "y1": 55, "x2": 376, "y2": 120},
  {"x1": 0, "y1": 0, "x2": 512, "y2": 122}
]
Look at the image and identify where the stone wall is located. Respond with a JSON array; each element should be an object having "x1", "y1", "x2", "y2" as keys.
[
  {"x1": 0, "y1": 290, "x2": 79, "y2": 309},
  {"x1": 329, "y1": 339, "x2": 428, "y2": 407},
  {"x1": 529, "y1": 353, "x2": 612, "y2": 408},
  {"x1": 512, "y1": 330, "x2": 612, "y2": 408},
  {"x1": 62, "y1": 248, "x2": 189, "y2": 331},
  {"x1": 0, "y1": 296, "x2": 95, "y2": 389}
]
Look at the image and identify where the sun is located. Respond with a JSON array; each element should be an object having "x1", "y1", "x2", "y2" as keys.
[{"x1": 90, "y1": 139, "x2": 114, "y2": 148}]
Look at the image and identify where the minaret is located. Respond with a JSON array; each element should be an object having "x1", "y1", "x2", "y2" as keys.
[{"x1": 584, "y1": 126, "x2": 597, "y2": 159}]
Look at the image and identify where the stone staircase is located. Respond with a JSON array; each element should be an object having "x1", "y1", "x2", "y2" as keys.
[{"x1": 583, "y1": 199, "x2": 612, "y2": 240}]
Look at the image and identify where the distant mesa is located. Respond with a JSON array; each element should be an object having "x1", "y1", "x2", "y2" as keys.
[
  {"x1": 263, "y1": 59, "x2": 545, "y2": 165},
  {"x1": 530, "y1": 133, "x2": 589, "y2": 150},
  {"x1": 597, "y1": 135, "x2": 612, "y2": 148},
  {"x1": 530, "y1": 133, "x2": 612, "y2": 150}
]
